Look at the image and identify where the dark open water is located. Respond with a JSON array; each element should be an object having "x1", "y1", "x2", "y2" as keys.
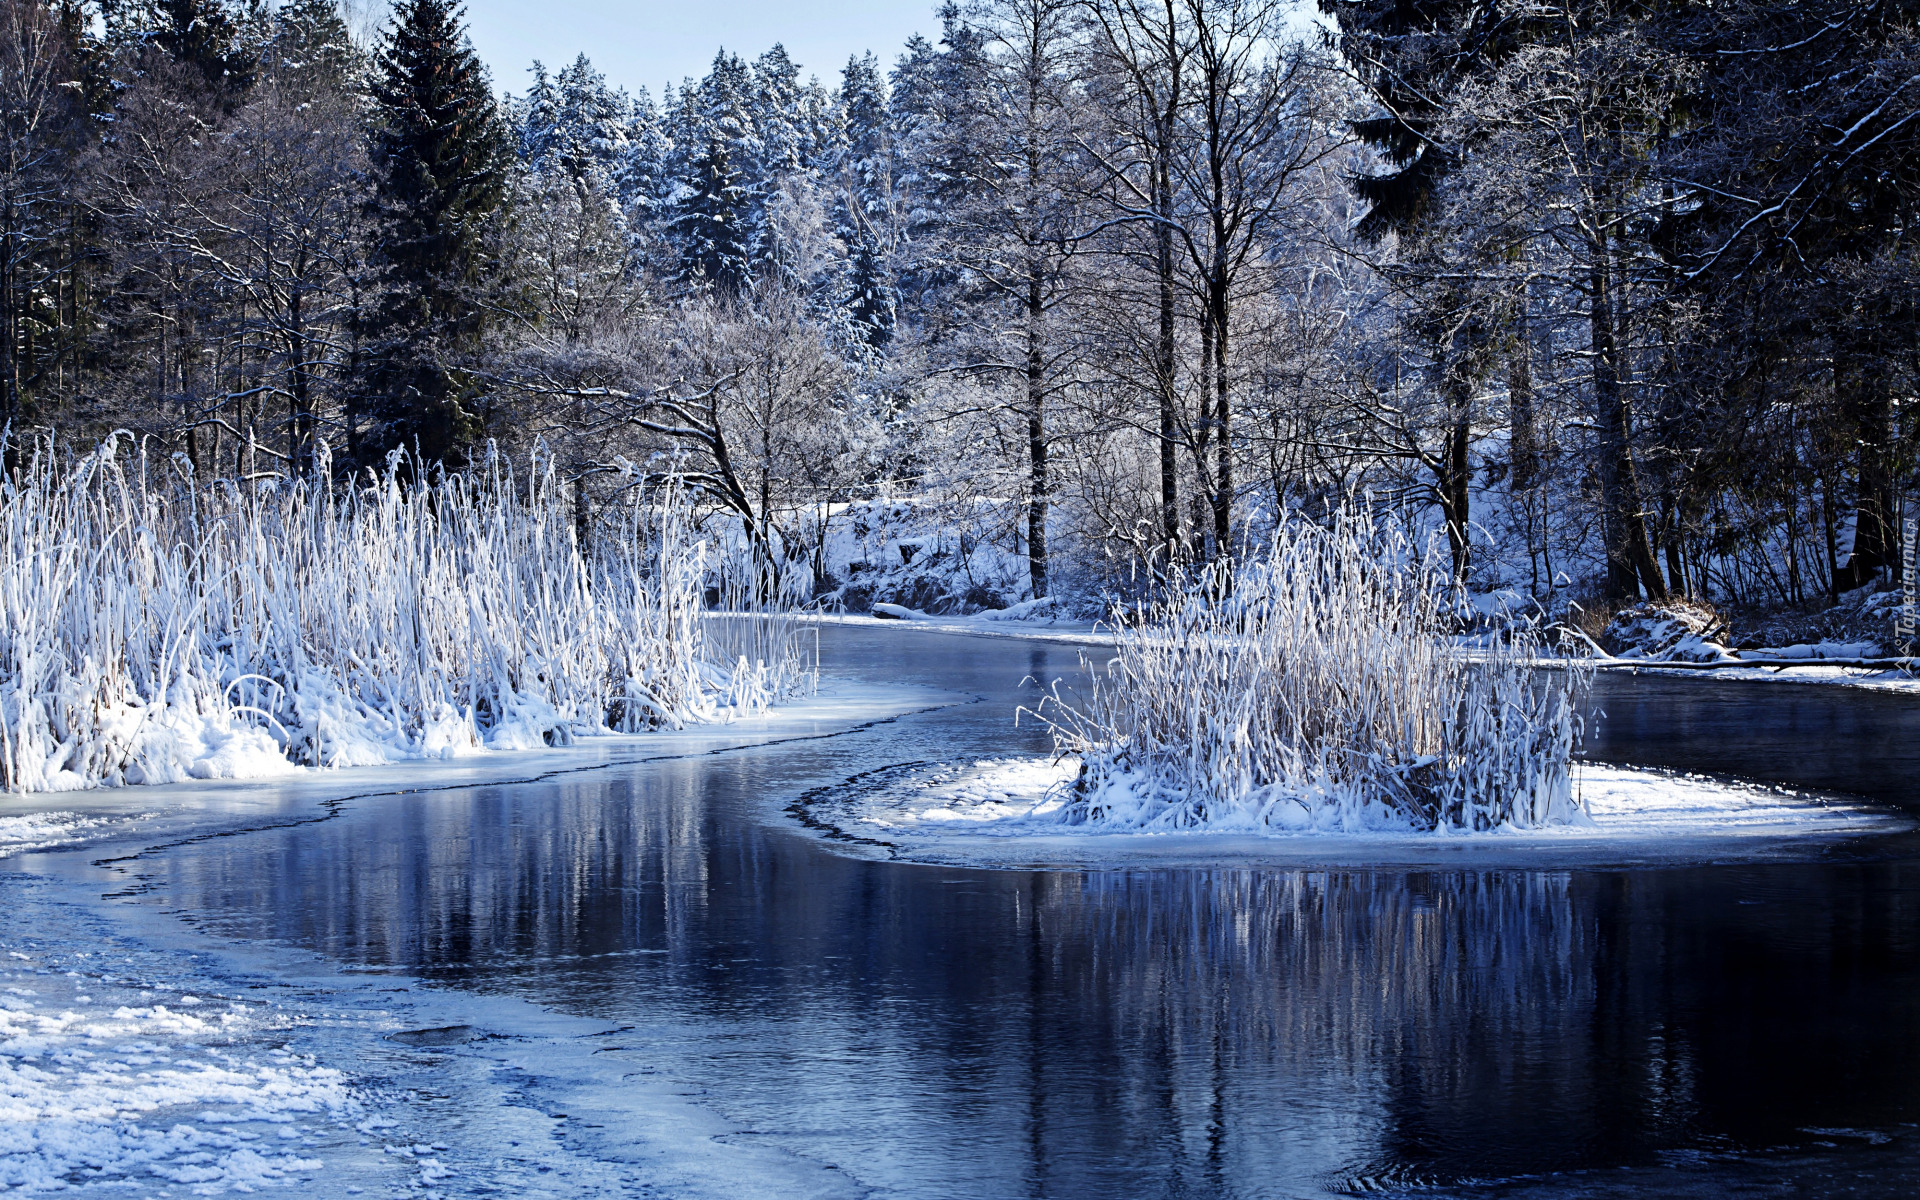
[{"x1": 114, "y1": 627, "x2": 1920, "y2": 1197}]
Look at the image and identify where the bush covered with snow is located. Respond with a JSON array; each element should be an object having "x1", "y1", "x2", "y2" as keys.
[
  {"x1": 0, "y1": 435, "x2": 812, "y2": 793},
  {"x1": 1034, "y1": 515, "x2": 1592, "y2": 832},
  {"x1": 1599, "y1": 599, "x2": 1735, "y2": 661}
]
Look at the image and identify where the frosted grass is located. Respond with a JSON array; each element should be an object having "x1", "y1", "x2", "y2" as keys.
[
  {"x1": 1036, "y1": 515, "x2": 1591, "y2": 832},
  {"x1": 0, "y1": 435, "x2": 813, "y2": 793}
]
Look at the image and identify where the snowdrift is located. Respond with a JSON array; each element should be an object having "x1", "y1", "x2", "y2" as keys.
[{"x1": 0, "y1": 436, "x2": 812, "y2": 793}]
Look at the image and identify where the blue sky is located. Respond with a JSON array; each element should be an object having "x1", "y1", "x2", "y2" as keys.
[{"x1": 460, "y1": 0, "x2": 941, "y2": 100}]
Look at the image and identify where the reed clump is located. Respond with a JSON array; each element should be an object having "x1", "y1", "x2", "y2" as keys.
[
  {"x1": 1038, "y1": 515, "x2": 1590, "y2": 833},
  {"x1": 0, "y1": 434, "x2": 812, "y2": 793}
]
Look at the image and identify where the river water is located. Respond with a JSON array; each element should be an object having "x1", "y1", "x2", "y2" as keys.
[{"x1": 96, "y1": 626, "x2": 1920, "y2": 1198}]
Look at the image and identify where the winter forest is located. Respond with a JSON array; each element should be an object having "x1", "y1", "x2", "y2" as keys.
[
  {"x1": 9, "y1": 2, "x2": 1920, "y2": 1187},
  {"x1": 0, "y1": 0, "x2": 1916, "y2": 626}
]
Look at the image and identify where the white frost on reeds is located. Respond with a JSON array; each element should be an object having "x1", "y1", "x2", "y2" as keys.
[
  {"x1": 1037, "y1": 515, "x2": 1591, "y2": 833},
  {"x1": 0, "y1": 435, "x2": 813, "y2": 793}
]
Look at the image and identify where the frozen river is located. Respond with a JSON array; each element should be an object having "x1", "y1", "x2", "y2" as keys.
[{"x1": 13, "y1": 624, "x2": 1920, "y2": 1198}]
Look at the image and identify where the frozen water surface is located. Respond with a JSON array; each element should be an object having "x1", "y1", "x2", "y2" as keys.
[{"x1": 6, "y1": 625, "x2": 1920, "y2": 1197}]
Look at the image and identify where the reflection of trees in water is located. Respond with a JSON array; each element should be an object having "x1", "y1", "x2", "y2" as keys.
[
  {"x1": 1043, "y1": 869, "x2": 1625, "y2": 1187},
  {"x1": 1054, "y1": 863, "x2": 1920, "y2": 1186},
  {"x1": 157, "y1": 778, "x2": 1920, "y2": 1196}
]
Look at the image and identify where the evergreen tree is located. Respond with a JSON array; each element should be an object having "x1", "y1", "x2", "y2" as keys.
[
  {"x1": 835, "y1": 53, "x2": 896, "y2": 346},
  {"x1": 146, "y1": 0, "x2": 255, "y2": 96},
  {"x1": 516, "y1": 55, "x2": 636, "y2": 186},
  {"x1": 750, "y1": 44, "x2": 807, "y2": 177},
  {"x1": 358, "y1": 0, "x2": 510, "y2": 467},
  {"x1": 844, "y1": 230, "x2": 892, "y2": 347},
  {"x1": 614, "y1": 85, "x2": 671, "y2": 230},
  {"x1": 515, "y1": 60, "x2": 561, "y2": 163},
  {"x1": 671, "y1": 132, "x2": 752, "y2": 294},
  {"x1": 887, "y1": 6, "x2": 990, "y2": 311},
  {"x1": 264, "y1": 0, "x2": 358, "y2": 90}
]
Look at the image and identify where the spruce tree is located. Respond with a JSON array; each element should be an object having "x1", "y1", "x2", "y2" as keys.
[
  {"x1": 358, "y1": 0, "x2": 510, "y2": 467},
  {"x1": 845, "y1": 232, "x2": 893, "y2": 347},
  {"x1": 671, "y1": 134, "x2": 752, "y2": 295},
  {"x1": 266, "y1": 0, "x2": 358, "y2": 90},
  {"x1": 141, "y1": 0, "x2": 255, "y2": 96}
]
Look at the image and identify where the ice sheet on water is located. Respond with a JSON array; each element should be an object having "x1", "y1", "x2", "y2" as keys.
[
  {"x1": 0, "y1": 913, "x2": 355, "y2": 1193},
  {"x1": 0, "y1": 863, "x2": 881, "y2": 1199}
]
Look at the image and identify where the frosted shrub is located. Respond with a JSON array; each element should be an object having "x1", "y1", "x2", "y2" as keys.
[
  {"x1": 1038, "y1": 515, "x2": 1590, "y2": 833},
  {"x1": 0, "y1": 435, "x2": 813, "y2": 793}
]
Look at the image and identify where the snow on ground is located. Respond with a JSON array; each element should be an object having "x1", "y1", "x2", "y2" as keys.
[
  {"x1": 1589, "y1": 660, "x2": 1920, "y2": 694},
  {"x1": 0, "y1": 874, "x2": 378, "y2": 1196},
  {"x1": 0, "y1": 925, "x2": 355, "y2": 1193},
  {"x1": 810, "y1": 611, "x2": 1111, "y2": 646},
  {"x1": 799, "y1": 756, "x2": 1911, "y2": 869}
]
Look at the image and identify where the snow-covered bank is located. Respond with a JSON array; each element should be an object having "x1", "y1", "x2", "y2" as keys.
[
  {"x1": 0, "y1": 682, "x2": 964, "y2": 863},
  {"x1": 1588, "y1": 659, "x2": 1920, "y2": 694},
  {"x1": 0, "y1": 437, "x2": 812, "y2": 795},
  {"x1": 824, "y1": 606, "x2": 1920, "y2": 701},
  {"x1": 1577, "y1": 594, "x2": 1920, "y2": 691},
  {"x1": 809, "y1": 609, "x2": 1111, "y2": 645},
  {"x1": 796, "y1": 756, "x2": 1910, "y2": 869}
]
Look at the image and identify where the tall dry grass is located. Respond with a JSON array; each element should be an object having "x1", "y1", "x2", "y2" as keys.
[
  {"x1": 0, "y1": 434, "x2": 812, "y2": 793},
  {"x1": 1037, "y1": 514, "x2": 1590, "y2": 832}
]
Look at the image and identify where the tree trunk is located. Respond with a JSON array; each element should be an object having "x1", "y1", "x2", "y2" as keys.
[
  {"x1": 1508, "y1": 339, "x2": 1536, "y2": 491},
  {"x1": 1195, "y1": 305, "x2": 1215, "y2": 559},
  {"x1": 1155, "y1": 149, "x2": 1179, "y2": 564},
  {"x1": 1590, "y1": 242, "x2": 1666, "y2": 603},
  {"x1": 1664, "y1": 514, "x2": 1688, "y2": 597},
  {"x1": 1210, "y1": 270, "x2": 1231, "y2": 555},
  {"x1": 1026, "y1": 272, "x2": 1048, "y2": 599},
  {"x1": 289, "y1": 285, "x2": 311, "y2": 477},
  {"x1": 2, "y1": 221, "x2": 18, "y2": 431},
  {"x1": 1833, "y1": 344, "x2": 1895, "y2": 594},
  {"x1": 1439, "y1": 408, "x2": 1471, "y2": 582}
]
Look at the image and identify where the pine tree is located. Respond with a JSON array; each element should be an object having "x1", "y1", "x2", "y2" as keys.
[
  {"x1": 358, "y1": 0, "x2": 510, "y2": 467},
  {"x1": 515, "y1": 60, "x2": 561, "y2": 164},
  {"x1": 1322, "y1": 0, "x2": 1558, "y2": 588},
  {"x1": 614, "y1": 86, "x2": 670, "y2": 230},
  {"x1": 835, "y1": 52, "x2": 896, "y2": 346}
]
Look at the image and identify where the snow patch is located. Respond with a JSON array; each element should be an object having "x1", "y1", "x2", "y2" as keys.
[
  {"x1": 810, "y1": 756, "x2": 1905, "y2": 866},
  {"x1": 1602, "y1": 600, "x2": 1737, "y2": 662}
]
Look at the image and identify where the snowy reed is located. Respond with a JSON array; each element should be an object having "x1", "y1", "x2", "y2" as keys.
[
  {"x1": 1037, "y1": 514, "x2": 1590, "y2": 832},
  {"x1": 0, "y1": 434, "x2": 813, "y2": 793}
]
